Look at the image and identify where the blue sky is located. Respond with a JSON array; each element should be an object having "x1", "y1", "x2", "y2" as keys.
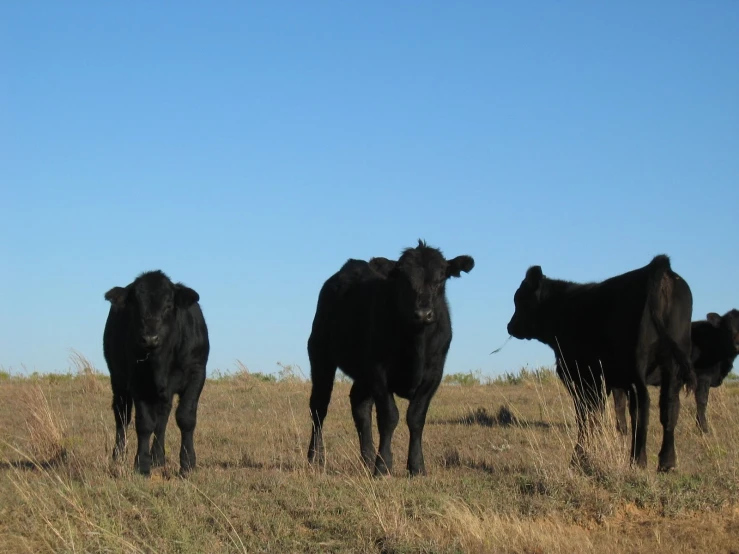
[{"x1": 1, "y1": 2, "x2": 737, "y2": 377}]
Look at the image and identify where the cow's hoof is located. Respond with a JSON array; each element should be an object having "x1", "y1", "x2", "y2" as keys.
[
  {"x1": 373, "y1": 464, "x2": 392, "y2": 478},
  {"x1": 657, "y1": 455, "x2": 676, "y2": 473},
  {"x1": 307, "y1": 447, "x2": 325, "y2": 468}
]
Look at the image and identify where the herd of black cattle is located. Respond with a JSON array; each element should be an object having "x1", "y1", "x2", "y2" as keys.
[{"x1": 102, "y1": 240, "x2": 739, "y2": 477}]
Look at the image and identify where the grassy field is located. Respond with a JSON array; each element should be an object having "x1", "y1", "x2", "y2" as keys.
[{"x1": 1, "y1": 362, "x2": 739, "y2": 553}]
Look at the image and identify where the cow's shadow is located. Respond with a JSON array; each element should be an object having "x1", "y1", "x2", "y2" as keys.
[
  {"x1": 0, "y1": 449, "x2": 68, "y2": 472},
  {"x1": 430, "y1": 405, "x2": 562, "y2": 430}
]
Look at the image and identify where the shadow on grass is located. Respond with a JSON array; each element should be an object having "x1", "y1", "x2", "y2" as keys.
[
  {"x1": 212, "y1": 455, "x2": 266, "y2": 470},
  {"x1": 0, "y1": 449, "x2": 68, "y2": 471},
  {"x1": 430, "y1": 406, "x2": 564, "y2": 430}
]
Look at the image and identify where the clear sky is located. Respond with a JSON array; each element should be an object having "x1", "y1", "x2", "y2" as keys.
[{"x1": 1, "y1": 2, "x2": 737, "y2": 378}]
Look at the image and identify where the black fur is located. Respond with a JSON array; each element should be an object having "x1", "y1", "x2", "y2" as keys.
[
  {"x1": 614, "y1": 308, "x2": 739, "y2": 434},
  {"x1": 507, "y1": 255, "x2": 693, "y2": 472},
  {"x1": 103, "y1": 270, "x2": 209, "y2": 476},
  {"x1": 307, "y1": 240, "x2": 474, "y2": 476}
]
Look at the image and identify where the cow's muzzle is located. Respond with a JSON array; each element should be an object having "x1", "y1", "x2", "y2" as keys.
[
  {"x1": 141, "y1": 334, "x2": 160, "y2": 349},
  {"x1": 507, "y1": 320, "x2": 525, "y2": 340},
  {"x1": 414, "y1": 308, "x2": 434, "y2": 324}
]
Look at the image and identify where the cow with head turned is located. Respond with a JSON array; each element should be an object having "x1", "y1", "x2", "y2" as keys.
[
  {"x1": 614, "y1": 309, "x2": 739, "y2": 435},
  {"x1": 103, "y1": 270, "x2": 209, "y2": 476},
  {"x1": 307, "y1": 240, "x2": 474, "y2": 476},
  {"x1": 507, "y1": 255, "x2": 694, "y2": 472}
]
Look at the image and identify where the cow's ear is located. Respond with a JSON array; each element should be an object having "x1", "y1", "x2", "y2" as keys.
[
  {"x1": 175, "y1": 284, "x2": 200, "y2": 308},
  {"x1": 446, "y1": 255, "x2": 475, "y2": 278},
  {"x1": 525, "y1": 266, "x2": 543, "y2": 288},
  {"x1": 104, "y1": 287, "x2": 128, "y2": 309},
  {"x1": 707, "y1": 313, "x2": 722, "y2": 328},
  {"x1": 369, "y1": 257, "x2": 396, "y2": 277}
]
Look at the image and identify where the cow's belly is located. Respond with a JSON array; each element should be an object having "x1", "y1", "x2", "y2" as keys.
[
  {"x1": 559, "y1": 350, "x2": 636, "y2": 391},
  {"x1": 388, "y1": 371, "x2": 414, "y2": 399}
]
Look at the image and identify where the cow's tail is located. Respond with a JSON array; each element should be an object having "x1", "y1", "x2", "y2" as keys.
[{"x1": 647, "y1": 255, "x2": 696, "y2": 392}]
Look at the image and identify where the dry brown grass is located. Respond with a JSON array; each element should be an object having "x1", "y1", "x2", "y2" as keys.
[
  {"x1": 1, "y1": 367, "x2": 738, "y2": 553},
  {"x1": 18, "y1": 383, "x2": 68, "y2": 464},
  {"x1": 68, "y1": 349, "x2": 105, "y2": 394}
]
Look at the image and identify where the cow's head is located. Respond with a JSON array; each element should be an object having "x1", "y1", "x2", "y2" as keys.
[
  {"x1": 105, "y1": 270, "x2": 199, "y2": 351},
  {"x1": 386, "y1": 240, "x2": 474, "y2": 326},
  {"x1": 707, "y1": 309, "x2": 739, "y2": 353},
  {"x1": 507, "y1": 265, "x2": 545, "y2": 340}
]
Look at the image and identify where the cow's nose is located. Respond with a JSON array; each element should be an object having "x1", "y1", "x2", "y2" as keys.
[
  {"x1": 415, "y1": 308, "x2": 433, "y2": 322},
  {"x1": 142, "y1": 334, "x2": 160, "y2": 348}
]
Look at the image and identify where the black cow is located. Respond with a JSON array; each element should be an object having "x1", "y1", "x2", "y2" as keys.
[
  {"x1": 507, "y1": 255, "x2": 694, "y2": 472},
  {"x1": 307, "y1": 240, "x2": 474, "y2": 476},
  {"x1": 367, "y1": 256, "x2": 397, "y2": 277},
  {"x1": 103, "y1": 270, "x2": 209, "y2": 476},
  {"x1": 614, "y1": 309, "x2": 739, "y2": 435}
]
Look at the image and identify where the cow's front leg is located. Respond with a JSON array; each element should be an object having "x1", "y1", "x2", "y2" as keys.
[
  {"x1": 133, "y1": 400, "x2": 156, "y2": 476},
  {"x1": 112, "y1": 392, "x2": 133, "y2": 461},
  {"x1": 373, "y1": 388, "x2": 399, "y2": 477},
  {"x1": 151, "y1": 398, "x2": 173, "y2": 468},
  {"x1": 176, "y1": 366, "x2": 206, "y2": 475},
  {"x1": 406, "y1": 377, "x2": 441, "y2": 476},
  {"x1": 694, "y1": 376, "x2": 711, "y2": 434},
  {"x1": 612, "y1": 388, "x2": 629, "y2": 435},
  {"x1": 350, "y1": 381, "x2": 375, "y2": 470}
]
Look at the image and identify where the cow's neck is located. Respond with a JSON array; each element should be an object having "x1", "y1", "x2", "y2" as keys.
[
  {"x1": 537, "y1": 279, "x2": 590, "y2": 352},
  {"x1": 134, "y1": 347, "x2": 173, "y2": 397}
]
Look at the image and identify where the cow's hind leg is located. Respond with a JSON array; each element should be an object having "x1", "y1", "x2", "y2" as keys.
[
  {"x1": 373, "y1": 390, "x2": 399, "y2": 477},
  {"x1": 629, "y1": 382, "x2": 649, "y2": 468},
  {"x1": 694, "y1": 376, "x2": 711, "y2": 434},
  {"x1": 307, "y1": 359, "x2": 337, "y2": 467},
  {"x1": 175, "y1": 366, "x2": 206, "y2": 476},
  {"x1": 657, "y1": 365, "x2": 681, "y2": 472},
  {"x1": 151, "y1": 399, "x2": 173, "y2": 468},
  {"x1": 112, "y1": 392, "x2": 133, "y2": 461},
  {"x1": 349, "y1": 381, "x2": 375, "y2": 470}
]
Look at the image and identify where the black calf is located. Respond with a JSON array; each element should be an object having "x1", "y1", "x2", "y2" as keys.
[
  {"x1": 307, "y1": 240, "x2": 474, "y2": 476},
  {"x1": 103, "y1": 270, "x2": 209, "y2": 476},
  {"x1": 507, "y1": 255, "x2": 694, "y2": 472},
  {"x1": 614, "y1": 309, "x2": 739, "y2": 435}
]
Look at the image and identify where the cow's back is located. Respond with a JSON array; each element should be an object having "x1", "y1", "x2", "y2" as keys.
[
  {"x1": 173, "y1": 302, "x2": 210, "y2": 364},
  {"x1": 546, "y1": 267, "x2": 651, "y2": 384},
  {"x1": 308, "y1": 260, "x2": 387, "y2": 370}
]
